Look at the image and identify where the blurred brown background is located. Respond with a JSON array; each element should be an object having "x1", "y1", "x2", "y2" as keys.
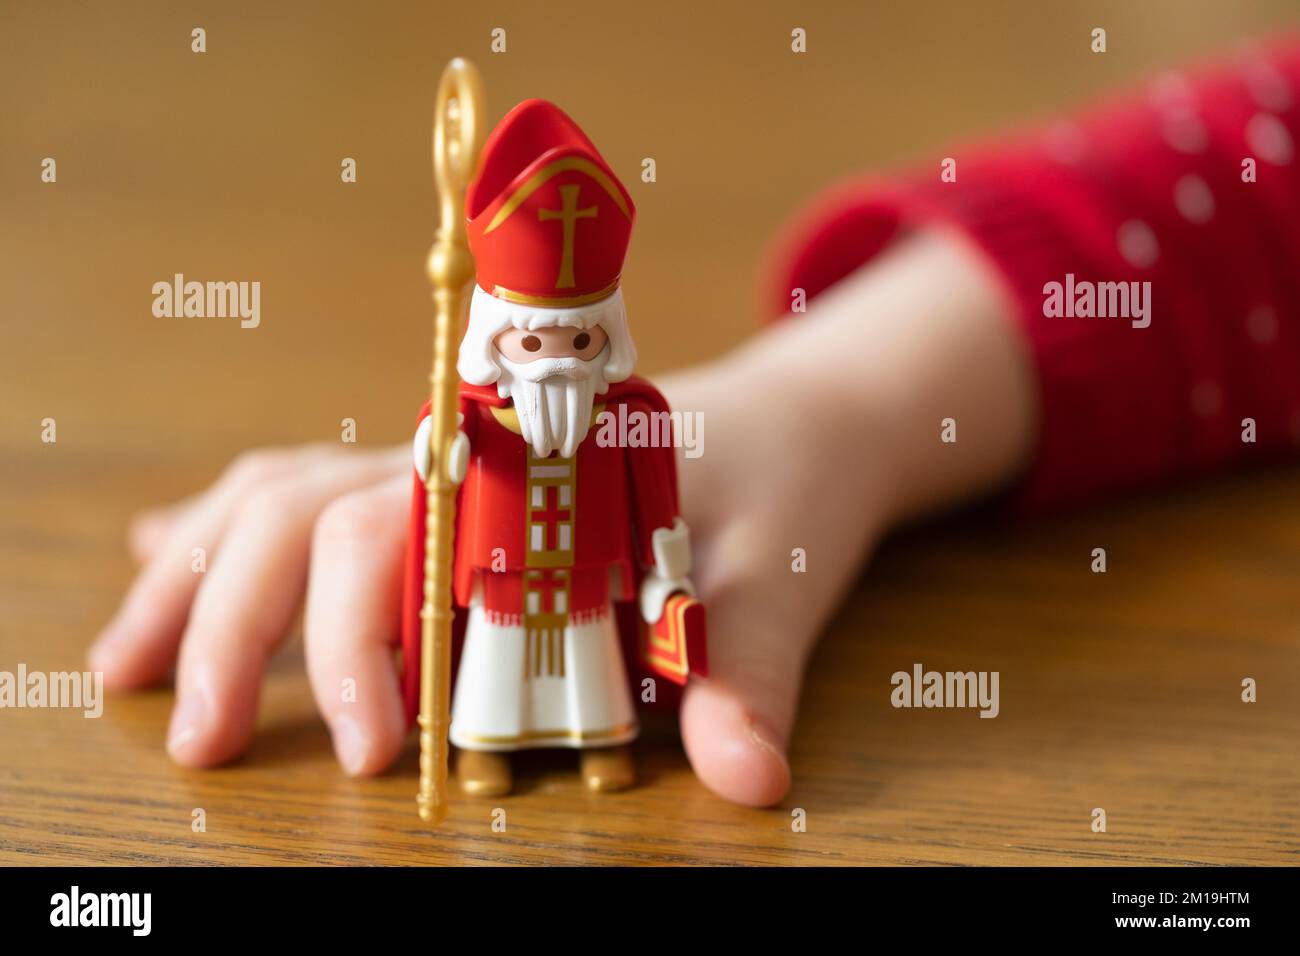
[
  {"x1": 6, "y1": 0, "x2": 1300, "y2": 452},
  {"x1": 2, "y1": 1, "x2": 1298, "y2": 865}
]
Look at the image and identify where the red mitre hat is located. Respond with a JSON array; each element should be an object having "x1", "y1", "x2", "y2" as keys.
[{"x1": 466, "y1": 99, "x2": 635, "y2": 307}]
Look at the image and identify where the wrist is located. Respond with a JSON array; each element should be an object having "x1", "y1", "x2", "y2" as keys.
[{"x1": 744, "y1": 228, "x2": 1038, "y2": 531}]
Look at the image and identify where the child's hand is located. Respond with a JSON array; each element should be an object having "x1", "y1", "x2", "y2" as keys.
[
  {"x1": 90, "y1": 444, "x2": 415, "y2": 780},
  {"x1": 665, "y1": 229, "x2": 1033, "y2": 805},
  {"x1": 89, "y1": 231, "x2": 1032, "y2": 806}
]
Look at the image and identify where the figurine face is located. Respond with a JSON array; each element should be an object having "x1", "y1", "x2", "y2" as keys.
[{"x1": 493, "y1": 325, "x2": 608, "y2": 365}]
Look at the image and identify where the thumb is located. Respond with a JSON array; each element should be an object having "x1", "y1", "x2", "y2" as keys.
[{"x1": 679, "y1": 594, "x2": 806, "y2": 806}]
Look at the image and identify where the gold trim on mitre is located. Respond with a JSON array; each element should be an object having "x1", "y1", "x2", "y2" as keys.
[
  {"x1": 491, "y1": 279, "x2": 619, "y2": 308},
  {"x1": 483, "y1": 156, "x2": 632, "y2": 235}
]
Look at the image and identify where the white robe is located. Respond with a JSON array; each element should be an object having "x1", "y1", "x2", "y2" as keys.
[{"x1": 449, "y1": 592, "x2": 639, "y2": 752}]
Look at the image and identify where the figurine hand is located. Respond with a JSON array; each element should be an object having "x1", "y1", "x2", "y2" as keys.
[
  {"x1": 413, "y1": 413, "x2": 469, "y2": 484},
  {"x1": 638, "y1": 572, "x2": 694, "y2": 625},
  {"x1": 639, "y1": 518, "x2": 695, "y2": 623},
  {"x1": 447, "y1": 430, "x2": 469, "y2": 484}
]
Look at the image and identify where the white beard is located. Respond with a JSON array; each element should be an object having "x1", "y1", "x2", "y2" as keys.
[{"x1": 498, "y1": 351, "x2": 609, "y2": 459}]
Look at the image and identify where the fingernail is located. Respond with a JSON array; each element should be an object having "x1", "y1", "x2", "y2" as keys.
[
  {"x1": 332, "y1": 715, "x2": 369, "y2": 776},
  {"x1": 167, "y1": 693, "x2": 206, "y2": 755},
  {"x1": 746, "y1": 715, "x2": 790, "y2": 769}
]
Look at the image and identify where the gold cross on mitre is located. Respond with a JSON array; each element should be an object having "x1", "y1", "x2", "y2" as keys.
[
  {"x1": 479, "y1": 152, "x2": 632, "y2": 305},
  {"x1": 538, "y1": 184, "x2": 597, "y2": 289}
]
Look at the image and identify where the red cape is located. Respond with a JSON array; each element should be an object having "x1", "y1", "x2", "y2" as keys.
[{"x1": 399, "y1": 376, "x2": 683, "y2": 728}]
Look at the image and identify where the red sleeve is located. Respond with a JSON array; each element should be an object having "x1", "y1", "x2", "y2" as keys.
[
  {"x1": 623, "y1": 397, "x2": 681, "y2": 567},
  {"x1": 765, "y1": 38, "x2": 1300, "y2": 511}
]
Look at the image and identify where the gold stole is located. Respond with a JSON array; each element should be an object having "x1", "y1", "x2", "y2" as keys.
[
  {"x1": 522, "y1": 448, "x2": 576, "y2": 678},
  {"x1": 489, "y1": 402, "x2": 606, "y2": 680}
]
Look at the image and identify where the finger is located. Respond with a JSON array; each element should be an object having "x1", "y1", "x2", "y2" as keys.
[
  {"x1": 90, "y1": 447, "x2": 331, "y2": 688},
  {"x1": 304, "y1": 476, "x2": 410, "y2": 776},
  {"x1": 127, "y1": 501, "x2": 194, "y2": 565},
  {"x1": 167, "y1": 451, "x2": 405, "y2": 768},
  {"x1": 679, "y1": 644, "x2": 799, "y2": 808},
  {"x1": 678, "y1": 522, "x2": 809, "y2": 807}
]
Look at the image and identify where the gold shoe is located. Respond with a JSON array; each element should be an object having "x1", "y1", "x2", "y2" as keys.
[
  {"x1": 580, "y1": 745, "x2": 635, "y2": 792},
  {"x1": 457, "y1": 749, "x2": 513, "y2": 797}
]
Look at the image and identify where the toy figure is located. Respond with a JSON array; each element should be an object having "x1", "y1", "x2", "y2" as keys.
[{"x1": 403, "y1": 89, "x2": 707, "y2": 803}]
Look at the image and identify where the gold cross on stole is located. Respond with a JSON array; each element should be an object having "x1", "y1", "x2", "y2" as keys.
[{"x1": 523, "y1": 449, "x2": 577, "y2": 678}]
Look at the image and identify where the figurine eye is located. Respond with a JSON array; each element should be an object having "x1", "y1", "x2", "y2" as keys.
[
  {"x1": 521, "y1": 334, "x2": 542, "y2": 352},
  {"x1": 573, "y1": 332, "x2": 591, "y2": 351}
]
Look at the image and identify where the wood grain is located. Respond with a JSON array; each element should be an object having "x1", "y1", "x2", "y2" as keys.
[{"x1": 2, "y1": 0, "x2": 1297, "y2": 866}]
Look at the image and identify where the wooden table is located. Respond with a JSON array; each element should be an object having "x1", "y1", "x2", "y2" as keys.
[
  {"x1": 2, "y1": 0, "x2": 1297, "y2": 866},
  {"x1": 5, "y1": 450, "x2": 1298, "y2": 865}
]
